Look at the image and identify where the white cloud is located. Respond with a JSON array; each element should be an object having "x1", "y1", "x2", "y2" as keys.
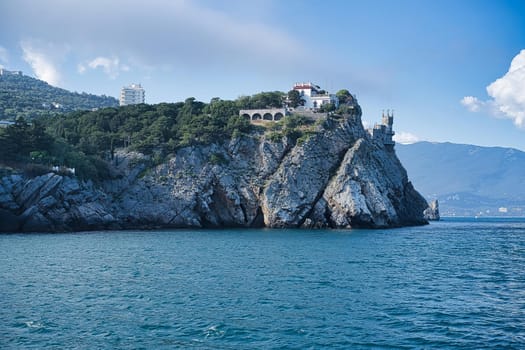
[
  {"x1": 394, "y1": 131, "x2": 420, "y2": 144},
  {"x1": 83, "y1": 56, "x2": 126, "y2": 79},
  {"x1": 77, "y1": 56, "x2": 129, "y2": 78},
  {"x1": 460, "y1": 96, "x2": 484, "y2": 112},
  {"x1": 77, "y1": 63, "x2": 86, "y2": 74},
  {"x1": 462, "y1": 49, "x2": 525, "y2": 128},
  {"x1": 2, "y1": 0, "x2": 310, "y2": 74},
  {"x1": 20, "y1": 41, "x2": 61, "y2": 86},
  {"x1": 486, "y1": 49, "x2": 525, "y2": 127},
  {"x1": 0, "y1": 46, "x2": 8, "y2": 68}
]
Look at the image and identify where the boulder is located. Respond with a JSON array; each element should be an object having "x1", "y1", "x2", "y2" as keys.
[{"x1": 423, "y1": 200, "x2": 440, "y2": 221}]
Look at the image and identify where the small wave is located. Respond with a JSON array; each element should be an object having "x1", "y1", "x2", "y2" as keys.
[
  {"x1": 140, "y1": 323, "x2": 173, "y2": 330},
  {"x1": 204, "y1": 325, "x2": 225, "y2": 338},
  {"x1": 25, "y1": 320, "x2": 44, "y2": 329}
]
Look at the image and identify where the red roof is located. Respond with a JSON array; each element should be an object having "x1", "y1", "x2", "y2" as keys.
[{"x1": 293, "y1": 83, "x2": 320, "y2": 91}]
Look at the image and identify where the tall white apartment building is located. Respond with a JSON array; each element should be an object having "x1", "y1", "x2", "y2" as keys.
[{"x1": 119, "y1": 83, "x2": 145, "y2": 106}]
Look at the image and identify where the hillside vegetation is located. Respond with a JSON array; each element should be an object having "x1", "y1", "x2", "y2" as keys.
[
  {"x1": 0, "y1": 83, "x2": 363, "y2": 182},
  {"x1": 0, "y1": 92, "x2": 316, "y2": 181},
  {"x1": 0, "y1": 73, "x2": 118, "y2": 120}
]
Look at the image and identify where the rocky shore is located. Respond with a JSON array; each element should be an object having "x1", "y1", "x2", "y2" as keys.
[{"x1": 0, "y1": 114, "x2": 430, "y2": 232}]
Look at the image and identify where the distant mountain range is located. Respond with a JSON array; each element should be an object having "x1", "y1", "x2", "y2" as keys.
[
  {"x1": 397, "y1": 141, "x2": 525, "y2": 217},
  {"x1": 0, "y1": 70, "x2": 118, "y2": 120}
]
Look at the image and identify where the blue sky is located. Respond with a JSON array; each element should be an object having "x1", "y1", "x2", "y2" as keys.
[{"x1": 1, "y1": 0, "x2": 524, "y2": 150}]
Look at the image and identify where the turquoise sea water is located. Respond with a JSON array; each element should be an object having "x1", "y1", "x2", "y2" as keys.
[{"x1": 1, "y1": 218, "x2": 524, "y2": 349}]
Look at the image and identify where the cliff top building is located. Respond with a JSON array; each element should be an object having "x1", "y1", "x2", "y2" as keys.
[
  {"x1": 240, "y1": 82, "x2": 355, "y2": 123},
  {"x1": 0, "y1": 69, "x2": 23, "y2": 76},
  {"x1": 292, "y1": 82, "x2": 339, "y2": 110},
  {"x1": 119, "y1": 83, "x2": 145, "y2": 106}
]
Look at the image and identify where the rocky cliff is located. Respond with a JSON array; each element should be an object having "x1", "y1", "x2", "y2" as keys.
[{"x1": 0, "y1": 114, "x2": 429, "y2": 232}]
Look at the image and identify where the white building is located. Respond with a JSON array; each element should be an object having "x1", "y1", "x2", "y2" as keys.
[
  {"x1": 292, "y1": 82, "x2": 339, "y2": 109},
  {"x1": 0, "y1": 69, "x2": 22, "y2": 76},
  {"x1": 119, "y1": 83, "x2": 145, "y2": 106}
]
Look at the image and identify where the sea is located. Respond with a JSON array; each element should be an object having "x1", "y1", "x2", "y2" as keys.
[{"x1": 1, "y1": 217, "x2": 524, "y2": 349}]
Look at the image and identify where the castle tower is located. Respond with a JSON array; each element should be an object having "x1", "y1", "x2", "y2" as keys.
[
  {"x1": 382, "y1": 109, "x2": 394, "y2": 132},
  {"x1": 382, "y1": 109, "x2": 395, "y2": 146}
]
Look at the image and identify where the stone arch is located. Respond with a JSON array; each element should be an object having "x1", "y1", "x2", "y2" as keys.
[
  {"x1": 274, "y1": 112, "x2": 284, "y2": 121},
  {"x1": 252, "y1": 113, "x2": 262, "y2": 120},
  {"x1": 241, "y1": 113, "x2": 251, "y2": 121},
  {"x1": 263, "y1": 113, "x2": 273, "y2": 121}
]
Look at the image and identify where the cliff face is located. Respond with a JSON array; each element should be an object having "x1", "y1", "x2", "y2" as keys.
[{"x1": 0, "y1": 115, "x2": 429, "y2": 232}]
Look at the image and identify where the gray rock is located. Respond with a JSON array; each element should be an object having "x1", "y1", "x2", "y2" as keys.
[
  {"x1": 59, "y1": 177, "x2": 81, "y2": 196},
  {"x1": 38, "y1": 195, "x2": 58, "y2": 210},
  {"x1": 424, "y1": 200, "x2": 440, "y2": 221},
  {"x1": 261, "y1": 117, "x2": 362, "y2": 227},
  {"x1": 0, "y1": 209, "x2": 21, "y2": 231},
  {"x1": 16, "y1": 173, "x2": 62, "y2": 209},
  {"x1": 0, "y1": 112, "x2": 428, "y2": 232},
  {"x1": 321, "y1": 138, "x2": 428, "y2": 228},
  {"x1": 0, "y1": 183, "x2": 19, "y2": 211},
  {"x1": 22, "y1": 211, "x2": 51, "y2": 232}
]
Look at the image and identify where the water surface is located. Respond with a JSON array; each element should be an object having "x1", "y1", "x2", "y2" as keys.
[{"x1": 1, "y1": 218, "x2": 524, "y2": 348}]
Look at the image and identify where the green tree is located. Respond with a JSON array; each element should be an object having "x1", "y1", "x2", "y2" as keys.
[
  {"x1": 319, "y1": 102, "x2": 336, "y2": 113},
  {"x1": 204, "y1": 98, "x2": 239, "y2": 119},
  {"x1": 336, "y1": 89, "x2": 353, "y2": 105},
  {"x1": 0, "y1": 117, "x2": 32, "y2": 160},
  {"x1": 235, "y1": 95, "x2": 252, "y2": 109},
  {"x1": 287, "y1": 90, "x2": 305, "y2": 108},
  {"x1": 29, "y1": 120, "x2": 54, "y2": 152}
]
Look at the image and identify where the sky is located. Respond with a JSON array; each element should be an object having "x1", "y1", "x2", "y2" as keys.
[{"x1": 1, "y1": 0, "x2": 524, "y2": 150}]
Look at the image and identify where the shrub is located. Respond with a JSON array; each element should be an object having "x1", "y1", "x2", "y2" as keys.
[
  {"x1": 209, "y1": 152, "x2": 228, "y2": 165},
  {"x1": 267, "y1": 131, "x2": 283, "y2": 143}
]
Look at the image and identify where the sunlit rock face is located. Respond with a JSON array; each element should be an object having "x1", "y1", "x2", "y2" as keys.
[{"x1": 0, "y1": 114, "x2": 429, "y2": 232}]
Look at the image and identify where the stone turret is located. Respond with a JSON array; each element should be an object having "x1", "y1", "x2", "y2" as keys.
[
  {"x1": 371, "y1": 109, "x2": 395, "y2": 149},
  {"x1": 382, "y1": 110, "x2": 395, "y2": 146}
]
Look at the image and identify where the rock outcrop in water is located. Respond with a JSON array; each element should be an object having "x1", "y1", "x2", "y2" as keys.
[
  {"x1": 0, "y1": 114, "x2": 430, "y2": 232},
  {"x1": 423, "y1": 199, "x2": 440, "y2": 221}
]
